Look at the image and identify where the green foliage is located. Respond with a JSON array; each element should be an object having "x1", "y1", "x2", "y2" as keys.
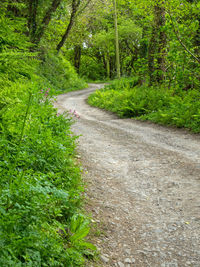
[
  {"x1": 0, "y1": 4, "x2": 35, "y2": 82},
  {"x1": 79, "y1": 54, "x2": 106, "y2": 81},
  {"x1": 0, "y1": 79, "x2": 95, "y2": 266},
  {"x1": 145, "y1": 89, "x2": 200, "y2": 132},
  {"x1": 0, "y1": 2, "x2": 93, "y2": 265},
  {"x1": 88, "y1": 79, "x2": 200, "y2": 133},
  {"x1": 38, "y1": 52, "x2": 87, "y2": 94}
]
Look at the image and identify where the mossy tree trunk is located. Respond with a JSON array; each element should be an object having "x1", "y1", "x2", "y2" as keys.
[
  {"x1": 27, "y1": 0, "x2": 62, "y2": 46},
  {"x1": 28, "y1": 0, "x2": 39, "y2": 42},
  {"x1": 74, "y1": 45, "x2": 81, "y2": 74},
  {"x1": 148, "y1": 4, "x2": 166, "y2": 85},
  {"x1": 33, "y1": 0, "x2": 62, "y2": 45}
]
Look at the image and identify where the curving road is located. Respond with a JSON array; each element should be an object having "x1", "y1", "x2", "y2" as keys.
[{"x1": 55, "y1": 84, "x2": 200, "y2": 267}]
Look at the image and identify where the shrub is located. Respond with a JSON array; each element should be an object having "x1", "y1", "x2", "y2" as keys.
[
  {"x1": 38, "y1": 53, "x2": 87, "y2": 94},
  {"x1": 88, "y1": 79, "x2": 200, "y2": 133}
]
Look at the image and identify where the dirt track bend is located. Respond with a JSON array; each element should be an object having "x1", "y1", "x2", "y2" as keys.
[{"x1": 55, "y1": 84, "x2": 200, "y2": 267}]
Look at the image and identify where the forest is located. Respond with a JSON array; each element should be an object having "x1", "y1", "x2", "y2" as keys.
[{"x1": 0, "y1": 0, "x2": 199, "y2": 266}]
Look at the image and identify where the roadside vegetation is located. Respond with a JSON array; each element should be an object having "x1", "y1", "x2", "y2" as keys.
[
  {"x1": 0, "y1": 1, "x2": 93, "y2": 266},
  {"x1": 88, "y1": 78, "x2": 200, "y2": 133}
]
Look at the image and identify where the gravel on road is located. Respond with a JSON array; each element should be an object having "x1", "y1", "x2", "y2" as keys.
[{"x1": 55, "y1": 84, "x2": 200, "y2": 267}]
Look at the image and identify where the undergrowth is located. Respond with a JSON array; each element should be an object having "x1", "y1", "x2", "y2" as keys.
[
  {"x1": 0, "y1": 8, "x2": 94, "y2": 265},
  {"x1": 0, "y1": 78, "x2": 96, "y2": 266},
  {"x1": 38, "y1": 52, "x2": 87, "y2": 94},
  {"x1": 88, "y1": 78, "x2": 200, "y2": 133}
]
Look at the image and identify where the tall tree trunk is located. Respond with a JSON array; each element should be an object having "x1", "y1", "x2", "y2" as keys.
[
  {"x1": 106, "y1": 52, "x2": 110, "y2": 79},
  {"x1": 140, "y1": 26, "x2": 148, "y2": 58},
  {"x1": 56, "y1": 0, "x2": 80, "y2": 52},
  {"x1": 28, "y1": 0, "x2": 39, "y2": 42},
  {"x1": 194, "y1": 17, "x2": 200, "y2": 57},
  {"x1": 148, "y1": 4, "x2": 166, "y2": 85},
  {"x1": 113, "y1": 0, "x2": 120, "y2": 79},
  {"x1": 33, "y1": 0, "x2": 62, "y2": 44},
  {"x1": 157, "y1": 5, "x2": 167, "y2": 82},
  {"x1": 148, "y1": 21, "x2": 158, "y2": 85},
  {"x1": 74, "y1": 45, "x2": 81, "y2": 73}
]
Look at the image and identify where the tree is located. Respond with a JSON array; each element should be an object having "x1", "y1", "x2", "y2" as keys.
[
  {"x1": 56, "y1": 0, "x2": 81, "y2": 52},
  {"x1": 113, "y1": 0, "x2": 120, "y2": 78},
  {"x1": 56, "y1": 0, "x2": 92, "y2": 52},
  {"x1": 29, "y1": 0, "x2": 62, "y2": 45},
  {"x1": 74, "y1": 45, "x2": 82, "y2": 73},
  {"x1": 148, "y1": 3, "x2": 166, "y2": 85}
]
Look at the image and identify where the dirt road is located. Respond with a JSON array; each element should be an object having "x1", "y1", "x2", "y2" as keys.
[{"x1": 55, "y1": 84, "x2": 200, "y2": 267}]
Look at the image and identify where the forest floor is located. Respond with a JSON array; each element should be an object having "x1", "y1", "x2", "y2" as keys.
[{"x1": 55, "y1": 84, "x2": 200, "y2": 267}]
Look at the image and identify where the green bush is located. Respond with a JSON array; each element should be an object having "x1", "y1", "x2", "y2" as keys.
[
  {"x1": 0, "y1": 80, "x2": 95, "y2": 266},
  {"x1": 88, "y1": 79, "x2": 200, "y2": 133},
  {"x1": 79, "y1": 54, "x2": 106, "y2": 81},
  {"x1": 38, "y1": 53, "x2": 87, "y2": 94},
  {"x1": 144, "y1": 89, "x2": 200, "y2": 133}
]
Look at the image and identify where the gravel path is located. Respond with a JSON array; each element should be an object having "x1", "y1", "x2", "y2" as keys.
[{"x1": 55, "y1": 84, "x2": 200, "y2": 267}]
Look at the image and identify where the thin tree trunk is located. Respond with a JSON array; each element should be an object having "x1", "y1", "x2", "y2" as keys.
[
  {"x1": 28, "y1": 0, "x2": 39, "y2": 42},
  {"x1": 148, "y1": 4, "x2": 167, "y2": 85},
  {"x1": 148, "y1": 23, "x2": 158, "y2": 85},
  {"x1": 74, "y1": 45, "x2": 81, "y2": 73},
  {"x1": 140, "y1": 26, "x2": 148, "y2": 58},
  {"x1": 113, "y1": 0, "x2": 120, "y2": 79},
  {"x1": 106, "y1": 52, "x2": 110, "y2": 79},
  {"x1": 195, "y1": 17, "x2": 200, "y2": 56},
  {"x1": 157, "y1": 5, "x2": 167, "y2": 82},
  {"x1": 56, "y1": 0, "x2": 80, "y2": 52},
  {"x1": 169, "y1": 11, "x2": 200, "y2": 64}
]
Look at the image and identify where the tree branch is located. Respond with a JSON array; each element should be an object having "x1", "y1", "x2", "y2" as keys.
[
  {"x1": 56, "y1": 0, "x2": 81, "y2": 52},
  {"x1": 168, "y1": 11, "x2": 200, "y2": 64},
  {"x1": 76, "y1": 0, "x2": 91, "y2": 17},
  {"x1": 33, "y1": 0, "x2": 62, "y2": 44}
]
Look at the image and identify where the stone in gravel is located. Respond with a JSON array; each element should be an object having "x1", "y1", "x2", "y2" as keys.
[
  {"x1": 124, "y1": 258, "x2": 132, "y2": 264},
  {"x1": 100, "y1": 255, "x2": 109, "y2": 263},
  {"x1": 118, "y1": 262, "x2": 125, "y2": 267},
  {"x1": 124, "y1": 249, "x2": 131, "y2": 255},
  {"x1": 131, "y1": 257, "x2": 136, "y2": 263},
  {"x1": 154, "y1": 228, "x2": 163, "y2": 233}
]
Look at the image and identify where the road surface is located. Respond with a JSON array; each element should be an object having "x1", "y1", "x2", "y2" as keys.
[{"x1": 55, "y1": 84, "x2": 200, "y2": 267}]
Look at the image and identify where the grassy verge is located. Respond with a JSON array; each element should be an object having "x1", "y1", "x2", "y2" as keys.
[{"x1": 88, "y1": 78, "x2": 200, "y2": 133}]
